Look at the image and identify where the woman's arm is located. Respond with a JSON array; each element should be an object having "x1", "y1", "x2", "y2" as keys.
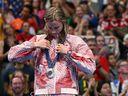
[{"x1": 65, "y1": 36, "x2": 96, "y2": 75}]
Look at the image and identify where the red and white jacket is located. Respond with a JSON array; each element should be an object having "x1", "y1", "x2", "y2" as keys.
[{"x1": 8, "y1": 34, "x2": 96, "y2": 95}]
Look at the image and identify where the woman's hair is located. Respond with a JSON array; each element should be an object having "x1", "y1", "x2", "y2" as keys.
[
  {"x1": 97, "y1": 80, "x2": 111, "y2": 93},
  {"x1": 44, "y1": 7, "x2": 66, "y2": 21},
  {"x1": 44, "y1": 7, "x2": 67, "y2": 44},
  {"x1": 23, "y1": 4, "x2": 33, "y2": 14}
]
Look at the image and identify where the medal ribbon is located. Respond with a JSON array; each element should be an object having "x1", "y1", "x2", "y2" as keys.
[{"x1": 44, "y1": 48, "x2": 59, "y2": 68}]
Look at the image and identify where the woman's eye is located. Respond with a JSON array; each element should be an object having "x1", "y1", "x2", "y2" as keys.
[
  {"x1": 54, "y1": 26, "x2": 59, "y2": 29},
  {"x1": 49, "y1": 26, "x2": 52, "y2": 29}
]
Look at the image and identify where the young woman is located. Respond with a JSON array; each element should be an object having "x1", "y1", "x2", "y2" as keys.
[{"x1": 8, "y1": 7, "x2": 96, "y2": 96}]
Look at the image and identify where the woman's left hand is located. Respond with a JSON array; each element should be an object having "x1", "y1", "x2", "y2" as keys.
[{"x1": 56, "y1": 43, "x2": 69, "y2": 54}]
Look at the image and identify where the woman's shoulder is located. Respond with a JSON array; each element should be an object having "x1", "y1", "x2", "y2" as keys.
[
  {"x1": 67, "y1": 34, "x2": 84, "y2": 42},
  {"x1": 67, "y1": 34, "x2": 81, "y2": 39}
]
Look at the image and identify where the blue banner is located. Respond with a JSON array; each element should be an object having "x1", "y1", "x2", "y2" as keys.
[{"x1": 0, "y1": 0, "x2": 3, "y2": 8}]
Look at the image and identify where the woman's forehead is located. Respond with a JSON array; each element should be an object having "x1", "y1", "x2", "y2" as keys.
[{"x1": 46, "y1": 20, "x2": 62, "y2": 24}]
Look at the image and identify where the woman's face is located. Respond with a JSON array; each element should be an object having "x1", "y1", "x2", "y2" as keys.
[
  {"x1": 32, "y1": 0, "x2": 40, "y2": 8},
  {"x1": 108, "y1": 55, "x2": 116, "y2": 66},
  {"x1": 21, "y1": 7, "x2": 30, "y2": 18},
  {"x1": 52, "y1": 0, "x2": 60, "y2": 8},
  {"x1": 100, "y1": 83, "x2": 112, "y2": 96},
  {"x1": 96, "y1": 36, "x2": 105, "y2": 49},
  {"x1": 118, "y1": 61, "x2": 128, "y2": 80},
  {"x1": 75, "y1": 6, "x2": 84, "y2": 18},
  {"x1": 106, "y1": 5, "x2": 115, "y2": 18},
  {"x1": 46, "y1": 20, "x2": 63, "y2": 35},
  {"x1": 5, "y1": 25, "x2": 14, "y2": 35},
  {"x1": 22, "y1": 22, "x2": 30, "y2": 33}
]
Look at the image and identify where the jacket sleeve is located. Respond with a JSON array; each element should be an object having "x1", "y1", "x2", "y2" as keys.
[
  {"x1": 8, "y1": 36, "x2": 37, "y2": 63},
  {"x1": 65, "y1": 36, "x2": 96, "y2": 75}
]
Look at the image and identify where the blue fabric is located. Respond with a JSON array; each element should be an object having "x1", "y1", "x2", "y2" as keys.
[
  {"x1": 9, "y1": 0, "x2": 23, "y2": 17},
  {"x1": 44, "y1": 49, "x2": 60, "y2": 68},
  {"x1": 0, "y1": 0, "x2": 3, "y2": 8},
  {"x1": 88, "y1": 12, "x2": 98, "y2": 28}
]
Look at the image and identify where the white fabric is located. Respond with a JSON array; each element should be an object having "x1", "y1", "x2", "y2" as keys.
[
  {"x1": 35, "y1": 88, "x2": 78, "y2": 95},
  {"x1": 35, "y1": 89, "x2": 48, "y2": 95},
  {"x1": 91, "y1": 0, "x2": 107, "y2": 4},
  {"x1": 61, "y1": 88, "x2": 78, "y2": 94},
  {"x1": 91, "y1": 0, "x2": 98, "y2": 3}
]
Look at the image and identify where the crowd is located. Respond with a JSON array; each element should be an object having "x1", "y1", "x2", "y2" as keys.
[{"x1": 0, "y1": 0, "x2": 128, "y2": 96}]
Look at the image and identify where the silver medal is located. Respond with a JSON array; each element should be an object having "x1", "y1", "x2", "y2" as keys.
[{"x1": 46, "y1": 68, "x2": 54, "y2": 79}]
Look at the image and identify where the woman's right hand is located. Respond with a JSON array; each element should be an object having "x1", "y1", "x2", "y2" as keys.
[{"x1": 34, "y1": 39, "x2": 50, "y2": 49}]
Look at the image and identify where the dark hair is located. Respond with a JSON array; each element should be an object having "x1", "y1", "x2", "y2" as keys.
[
  {"x1": 95, "y1": 34, "x2": 105, "y2": 43},
  {"x1": 23, "y1": 4, "x2": 33, "y2": 14},
  {"x1": 97, "y1": 80, "x2": 111, "y2": 92},
  {"x1": 106, "y1": 52, "x2": 115, "y2": 60},
  {"x1": 86, "y1": 38, "x2": 96, "y2": 43},
  {"x1": 80, "y1": 0, "x2": 88, "y2": 4}
]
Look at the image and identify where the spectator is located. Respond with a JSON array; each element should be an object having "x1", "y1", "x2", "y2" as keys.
[
  {"x1": 75, "y1": 15, "x2": 90, "y2": 35},
  {"x1": 106, "y1": 52, "x2": 121, "y2": 96},
  {"x1": 86, "y1": 38, "x2": 97, "y2": 55},
  {"x1": 3, "y1": 62, "x2": 34, "y2": 96},
  {"x1": 119, "y1": 34, "x2": 128, "y2": 60},
  {"x1": 86, "y1": 28, "x2": 95, "y2": 36},
  {"x1": 23, "y1": 0, "x2": 32, "y2": 5},
  {"x1": 10, "y1": 75, "x2": 28, "y2": 96},
  {"x1": 52, "y1": 0, "x2": 75, "y2": 17},
  {"x1": 94, "y1": 35, "x2": 110, "y2": 81},
  {"x1": 3, "y1": 7, "x2": 15, "y2": 24},
  {"x1": 32, "y1": 0, "x2": 46, "y2": 29},
  {"x1": 11, "y1": 4, "x2": 39, "y2": 33},
  {"x1": 0, "y1": 24, "x2": 18, "y2": 75},
  {"x1": 97, "y1": 80, "x2": 113, "y2": 96},
  {"x1": 16, "y1": 22, "x2": 34, "y2": 44},
  {"x1": 83, "y1": 77, "x2": 98, "y2": 96},
  {"x1": 119, "y1": 80, "x2": 128, "y2": 96},
  {"x1": 90, "y1": 0, "x2": 107, "y2": 15},
  {"x1": 118, "y1": 59, "x2": 128, "y2": 83},
  {"x1": 116, "y1": 1, "x2": 126, "y2": 18},
  {"x1": 122, "y1": 3, "x2": 128, "y2": 18},
  {"x1": 106, "y1": 52, "x2": 118, "y2": 81}
]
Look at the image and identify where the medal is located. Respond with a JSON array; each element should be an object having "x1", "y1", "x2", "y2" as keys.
[
  {"x1": 46, "y1": 68, "x2": 54, "y2": 79},
  {"x1": 44, "y1": 49, "x2": 59, "y2": 79}
]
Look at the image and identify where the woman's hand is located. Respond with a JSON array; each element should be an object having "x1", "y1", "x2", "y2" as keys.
[
  {"x1": 88, "y1": 77, "x2": 96, "y2": 89},
  {"x1": 56, "y1": 43, "x2": 70, "y2": 54},
  {"x1": 34, "y1": 39, "x2": 50, "y2": 49}
]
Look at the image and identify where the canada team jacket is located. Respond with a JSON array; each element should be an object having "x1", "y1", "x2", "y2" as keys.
[{"x1": 8, "y1": 34, "x2": 96, "y2": 95}]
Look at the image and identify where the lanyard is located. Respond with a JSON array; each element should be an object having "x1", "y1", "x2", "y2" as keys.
[{"x1": 44, "y1": 48, "x2": 59, "y2": 68}]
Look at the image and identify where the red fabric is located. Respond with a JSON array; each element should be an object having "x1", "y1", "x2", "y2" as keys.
[
  {"x1": 28, "y1": 17, "x2": 39, "y2": 32},
  {"x1": 95, "y1": 56, "x2": 109, "y2": 80},
  {"x1": 16, "y1": 32, "x2": 33, "y2": 42},
  {"x1": 101, "y1": 18, "x2": 128, "y2": 30}
]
